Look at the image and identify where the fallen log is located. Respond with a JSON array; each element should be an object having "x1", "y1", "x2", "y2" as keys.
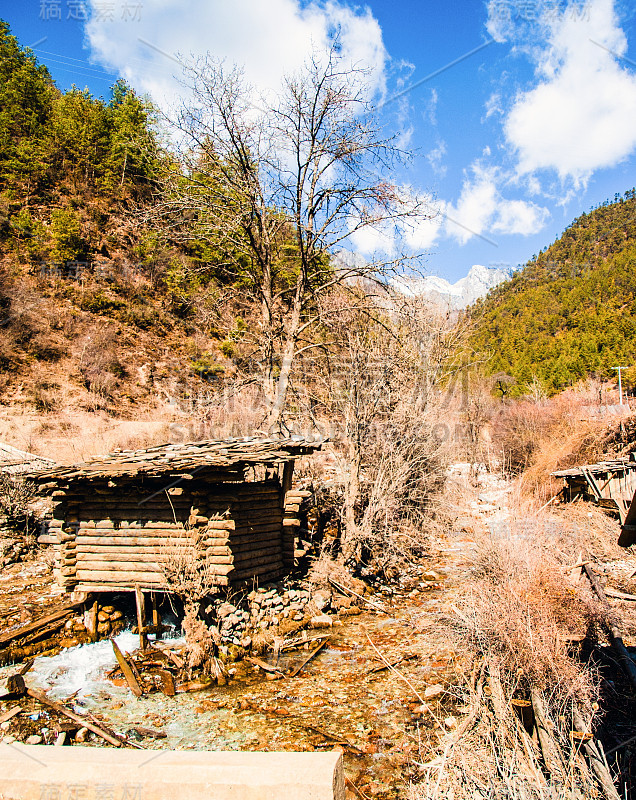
[
  {"x1": 130, "y1": 725, "x2": 167, "y2": 740},
  {"x1": 156, "y1": 646, "x2": 184, "y2": 669},
  {"x1": 0, "y1": 602, "x2": 82, "y2": 648},
  {"x1": 26, "y1": 688, "x2": 124, "y2": 747},
  {"x1": 0, "y1": 705, "x2": 21, "y2": 723},
  {"x1": 367, "y1": 652, "x2": 417, "y2": 674},
  {"x1": 150, "y1": 667, "x2": 176, "y2": 696},
  {"x1": 328, "y1": 578, "x2": 387, "y2": 613},
  {"x1": 604, "y1": 586, "x2": 636, "y2": 602},
  {"x1": 175, "y1": 680, "x2": 213, "y2": 693},
  {"x1": 530, "y1": 688, "x2": 567, "y2": 783},
  {"x1": 571, "y1": 706, "x2": 621, "y2": 800},
  {"x1": 583, "y1": 563, "x2": 636, "y2": 694},
  {"x1": 247, "y1": 656, "x2": 284, "y2": 676},
  {"x1": 362, "y1": 628, "x2": 440, "y2": 730},
  {"x1": 279, "y1": 634, "x2": 330, "y2": 652},
  {"x1": 486, "y1": 666, "x2": 548, "y2": 791}
]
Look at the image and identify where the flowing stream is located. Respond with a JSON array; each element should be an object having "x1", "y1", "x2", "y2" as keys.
[{"x1": 1, "y1": 583, "x2": 458, "y2": 798}]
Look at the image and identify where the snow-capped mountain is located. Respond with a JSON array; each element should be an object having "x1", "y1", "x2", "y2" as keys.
[{"x1": 396, "y1": 264, "x2": 513, "y2": 309}]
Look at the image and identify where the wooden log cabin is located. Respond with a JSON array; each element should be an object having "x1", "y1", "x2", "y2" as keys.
[{"x1": 30, "y1": 437, "x2": 322, "y2": 595}]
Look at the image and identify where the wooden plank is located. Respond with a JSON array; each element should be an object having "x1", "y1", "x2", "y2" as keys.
[
  {"x1": 75, "y1": 576, "x2": 229, "y2": 592},
  {"x1": 0, "y1": 602, "x2": 82, "y2": 648},
  {"x1": 231, "y1": 524, "x2": 282, "y2": 536},
  {"x1": 76, "y1": 565, "x2": 234, "y2": 580},
  {"x1": 76, "y1": 570, "x2": 166, "y2": 584},
  {"x1": 135, "y1": 585, "x2": 148, "y2": 651},
  {"x1": 288, "y1": 639, "x2": 328, "y2": 678},
  {"x1": 233, "y1": 557, "x2": 282, "y2": 571},
  {"x1": 78, "y1": 544, "x2": 194, "y2": 554},
  {"x1": 582, "y1": 467, "x2": 603, "y2": 500},
  {"x1": 111, "y1": 639, "x2": 143, "y2": 697},
  {"x1": 216, "y1": 538, "x2": 282, "y2": 553},
  {"x1": 77, "y1": 545, "x2": 195, "y2": 556},
  {"x1": 78, "y1": 562, "x2": 164, "y2": 573},
  {"x1": 0, "y1": 706, "x2": 22, "y2": 724},
  {"x1": 233, "y1": 567, "x2": 283, "y2": 581},
  {"x1": 78, "y1": 517, "x2": 189, "y2": 526},
  {"x1": 232, "y1": 551, "x2": 282, "y2": 566},
  {"x1": 583, "y1": 563, "x2": 636, "y2": 693}
]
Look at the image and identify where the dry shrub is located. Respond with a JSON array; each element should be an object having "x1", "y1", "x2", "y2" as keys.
[
  {"x1": 307, "y1": 548, "x2": 361, "y2": 591},
  {"x1": 77, "y1": 327, "x2": 124, "y2": 405},
  {"x1": 490, "y1": 393, "x2": 607, "y2": 501},
  {"x1": 350, "y1": 409, "x2": 450, "y2": 573},
  {"x1": 520, "y1": 422, "x2": 605, "y2": 503},
  {"x1": 411, "y1": 517, "x2": 606, "y2": 800},
  {"x1": 458, "y1": 535, "x2": 598, "y2": 699},
  {"x1": 409, "y1": 658, "x2": 601, "y2": 800},
  {"x1": 598, "y1": 412, "x2": 636, "y2": 458},
  {"x1": 447, "y1": 512, "x2": 602, "y2": 705},
  {"x1": 161, "y1": 527, "x2": 222, "y2": 675},
  {"x1": 545, "y1": 503, "x2": 626, "y2": 563},
  {"x1": 490, "y1": 398, "x2": 559, "y2": 476},
  {"x1": 0, "y1": 474, "x2": 37, "y2": 535}
]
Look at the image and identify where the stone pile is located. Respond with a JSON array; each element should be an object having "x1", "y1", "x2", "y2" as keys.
[
  {"x1": 85, "y1": 605, "x2": 125, "y2": 638},
  {"x1": 248, "y1": 587, "x2": 312, "y2": 627},
  {"x1": 0, "y1": 536, "x2": 30, "y2": 568},
  {"x1": 209, "y1": 584, "x2": 343, "y2": 647}
]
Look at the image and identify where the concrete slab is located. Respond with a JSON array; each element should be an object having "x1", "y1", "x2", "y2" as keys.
[{"x1": 0, "y1": 745, "x2": 345, "y2": 800}]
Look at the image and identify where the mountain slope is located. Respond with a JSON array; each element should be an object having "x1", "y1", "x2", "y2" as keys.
[{"x1": 468, "y1": 190, "x2": 636, "y2": 394}]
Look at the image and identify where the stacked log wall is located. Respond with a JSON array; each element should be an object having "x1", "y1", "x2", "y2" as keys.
[
  {"x1": 50, "y1": 479, "x2": 288, "y2": 592},
  {"x1": 223, "y1": 481, "x2": 285, "y2": 584}
]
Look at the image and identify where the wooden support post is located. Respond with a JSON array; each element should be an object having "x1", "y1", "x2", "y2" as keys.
[
  {"x1": 87, "y1": 600, "x2": 98, "y2": 643},
  {"x1": 151, "y1": 593, "x2": 162, "y2": 641},
  {"x1": 135, "y1": 585, "x2": 148, "y2": 651},
  {"x1": 282, "y1": 461, "x2": 294, "y2": 496}
]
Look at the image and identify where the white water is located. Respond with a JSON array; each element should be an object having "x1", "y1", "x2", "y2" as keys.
[{"x1": 3, "y1": 630, "x2": 184, "y2": 705}]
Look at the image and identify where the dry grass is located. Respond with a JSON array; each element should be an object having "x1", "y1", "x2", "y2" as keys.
[
  {"x1": 406, "y1": 505, "x2": 616, "y2": 800},
  {"x1": 486, "y1": 392, "x2": 613, "y2": 504},
  {"x1": 452, "y1": 532, "x2": 600, "y2": 700},
  {"x1": 408, "y1": 658, "x2": 603, "y2": 800},
  {"x1": 519, "y1": 421, "x2": 607, "y2": 504}
]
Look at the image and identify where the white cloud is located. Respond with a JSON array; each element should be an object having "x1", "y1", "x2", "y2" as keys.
[
  {"x1": 444, "y1": 165, "x2": 498, "y2": 244},
  {"x1": 348, "y1": 192, "x2": 445, "y2": 257},
  {"x1": 485, "y1": 0, "x2": 517, "y2": 44},
  {"x1": 349, "y1": 221, "x2": 398, "y2": 257},
  {"x1": 348, "y1": 163, "x2": 549, "y2": 257},
  {"x1": 426, "y1": 88, "x2": 439, "y2": 125},
  {"x1": 444, "y1": 163, "x2": 549, "y2": 243},
  {"x1": 403, "y1": 206, "x2": 446, "y2": 250},
  {"x1": 492, "y1": 198, "x2": 551, "y2": 235},
  {"x1": 484, "y1": 92, "x2": 502, "y2": 119},
  {"x1": 426, "y1": 140, "x2": 447, "y2": 177},
  {"x1": 84, "y1": 0, "x2": 387, "y2": 109},
  {"x1": 502, "y1": 0, "x2": 636, "y2": 184}
]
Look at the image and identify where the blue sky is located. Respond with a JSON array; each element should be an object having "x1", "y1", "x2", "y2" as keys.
[{"x1": 3, "y1": 0, "x2": 636, "y2": 282}]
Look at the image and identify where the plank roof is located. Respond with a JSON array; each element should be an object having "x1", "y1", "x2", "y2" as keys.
[
  {"x1": 28, "y1": 436, "x2": 323, "y2": 486},
  {"x1": 552, "y1": 458, "x2": 636, "y2": 478}
]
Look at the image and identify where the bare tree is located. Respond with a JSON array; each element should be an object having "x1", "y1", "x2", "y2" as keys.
[
  {"x1": 304, "y1": 291, "x2": 458, "y2": 564},
  {"x1": 156, "y1": 45, "x2": 429, "y2": 430}
]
